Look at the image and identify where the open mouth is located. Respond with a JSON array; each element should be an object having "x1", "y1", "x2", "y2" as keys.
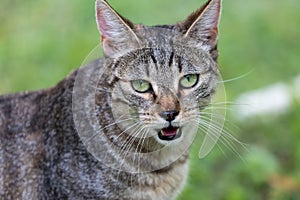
[{"x1": 158, "y1": 126, "x2": 182, "y2": 141}]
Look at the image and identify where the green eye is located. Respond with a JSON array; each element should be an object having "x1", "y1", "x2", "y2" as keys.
[
  {"x1": 131, "y1": 79, "x2": 151, "y2": 93},
  {"x1": 180, "y1": 74, "x2": 199, "y2": 89}
]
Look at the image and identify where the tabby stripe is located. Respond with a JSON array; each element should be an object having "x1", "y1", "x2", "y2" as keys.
[
  {"x1": 108, "y1": 76, "x2": 120, "y2": 88},
  {"x1": 177, "y1": 56, "x2": 182, "y2": 73},
  {"x1": 150, "y1": 50, "x2": 159, "y2": 71},
  {"x1": 150, "y1": 54, "x2": 157, "y2": 65},
  {"x1": 168, "y1": 52, "x2": 174, "y2": 67}
]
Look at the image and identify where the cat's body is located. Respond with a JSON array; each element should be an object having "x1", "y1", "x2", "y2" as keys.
[
  {"x1": 0, "y1": 0, "x2": 222, "y2": 199},
  {"x1": 0, "y1": 67, "x2": 188, "y2": 199}
]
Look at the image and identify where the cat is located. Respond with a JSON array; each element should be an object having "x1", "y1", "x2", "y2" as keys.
[{"x1": 0, "y1": 0, "x2": 222, "y2": 199}]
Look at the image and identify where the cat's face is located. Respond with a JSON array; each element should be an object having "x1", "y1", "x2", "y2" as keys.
[
  {"x1": 96, "y1": 0, "x2": 221, "y2": 145},
  {"x1": 110, "y1": 45, "x2": 218, "y2": 145}
]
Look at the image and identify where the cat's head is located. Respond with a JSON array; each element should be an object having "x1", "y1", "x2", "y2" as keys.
[{"x1": 96, "y1": 0, "x2": 221, "y2": 146}]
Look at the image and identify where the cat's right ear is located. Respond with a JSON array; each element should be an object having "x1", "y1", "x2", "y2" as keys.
[
  {"x1": 95, "y1": 0, "x2": 140, "y2": 57},
  {"x1": 178, "y1": 0, "x2": 221, "y2": 51}
]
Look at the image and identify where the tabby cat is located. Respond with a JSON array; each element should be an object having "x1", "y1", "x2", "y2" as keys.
[{"x1": 0, "y1": 0, "x2": 222, "y2": 199}]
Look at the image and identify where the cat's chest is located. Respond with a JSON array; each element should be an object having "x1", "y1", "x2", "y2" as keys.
[{"x1": 126, "y1": 161, "x2": 189, "y2": 200}]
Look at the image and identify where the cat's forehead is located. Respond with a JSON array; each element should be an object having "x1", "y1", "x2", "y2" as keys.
[{"x1": 113, "y1": 46, "x2": 215, "y2": 81}]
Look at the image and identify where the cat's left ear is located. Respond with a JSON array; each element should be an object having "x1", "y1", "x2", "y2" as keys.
[
  {"x1": 95, "y1": 0, "x2": 140, "y2": 57},
  {"x1": 179, "y1": 0, "x2": 221, "y2": 50}
]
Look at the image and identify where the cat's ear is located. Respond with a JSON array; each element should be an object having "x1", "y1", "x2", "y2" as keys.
[
  {"x1": 95, "y1": 0, "x2": 140, "y2": 57},
  {"x1": 179, "y1": 0, "x2": 221, "y2": 49}
]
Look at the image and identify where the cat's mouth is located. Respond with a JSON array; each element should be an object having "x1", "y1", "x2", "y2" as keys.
[{"x1": 158, "y1": 126, "x2": 181, "y2": 141}]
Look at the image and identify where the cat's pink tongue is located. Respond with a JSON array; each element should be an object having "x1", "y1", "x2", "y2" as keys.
[{"x1": 161, "y1": 127, "x2": 178, "y2": 136}]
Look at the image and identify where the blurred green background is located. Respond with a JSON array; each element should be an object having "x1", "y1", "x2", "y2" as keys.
[{"x1": 0, "y1": 0, "x2": 299, "y2": 199}]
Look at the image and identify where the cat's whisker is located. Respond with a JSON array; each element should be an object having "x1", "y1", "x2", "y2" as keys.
[
  {"x1": 112, "y1": 125, "x2": 142, "y2": 179},
  {"x1": 207, "y1": 101, "x2": 251, "y2": 108},
  {"x1": 127, "y1": 124, "x2": 145, "y2": 155},
  {"x1": 203, "y1": 116, "x2": 241, "y2": 134},
  {"x1": 88, "y1": 84, "x2": 112, "y2": 93},
  {"x1": 118, "y1": 124, "x2": 146, "y2": 171},
  {"x1": 184, "y1": 103, "x2": 231, "y2": 113},
  {"x1": 187, "y1": 113, "x2": 227, "y2": 126},
  {"x1": 136, "y1": 127, "x2": 148, "y2": 154},
  {"x1": 102, "y1": 120, "x2": 142, "y2": 168},
  {"x1": 115, "y1": 123, "x2": 142, "y2": 174},
  {"x1": 192, "y1": 113, "x2": 247, "y2": 157},
  {"x1": 114, "y1": 123, "x2": 143, "y2": 185},
  {"x1": 117, "y1": 122, "x2": 142, "y2": 150},
  {"x1": 191, "y1": 120, "x2": 227, "y2": 155},
  {"x1": 207, "y1": 101, "x2": 240, "y2": 106},
  {"x1": 195, "y1": 118, "x2": 247, "y2": 160},
  {"x1": 216, "y1": 69, "x2": 254, "y2": 84},
  {"x1": 201, "y1": 106, "x2": 235, "y2": 112},
  {"x1": 135, "y1": 128, "x2": 148, "y2": 174},
  {"x1": 199, "y1": 113, "x2": 239, "y2": 129},
  {"x1": 117, "y1": 122, "x2": 142, "y2": 152},
  {"x1": 199, "y1": 112, "x2": 227, "y2": 120},
  {"x1": 199, "y1": 113, "x2": 242, "y2": 139},
  {"x1": 139, "y1": 116, "x2": 157, "y2": 122},
  {"x1": 192, "y1": 119, "x2": 231, "y2": 157},
  {"x1": 137, "y1": 130, "x2": 150, "y2": 192},
  {"x1": 191, "y1": 119, "x2": 227, "y2": 153},
  {"x1": 83, "y1": 114, "x2": 134, "y2": 143},
  {"x1": 201, "y1": 105, "x2": 228, "y2": 109}
]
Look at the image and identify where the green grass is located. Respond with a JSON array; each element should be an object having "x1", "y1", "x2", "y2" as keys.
[{"x1": 1, "y1": 0, "x2": 300, "y2": 199}]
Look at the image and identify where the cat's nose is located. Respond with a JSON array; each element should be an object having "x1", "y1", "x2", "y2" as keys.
[{"x1": 159, "y1": 110, "x2": 179, "y2": 122}]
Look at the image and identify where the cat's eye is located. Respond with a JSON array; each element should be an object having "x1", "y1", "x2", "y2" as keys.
[
  {"x1": 131, "y1": 79, "x2": 152, "y2": 93},
  {"x1": 179, "y1": 74, "x2": 199, "y2": 89}
]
